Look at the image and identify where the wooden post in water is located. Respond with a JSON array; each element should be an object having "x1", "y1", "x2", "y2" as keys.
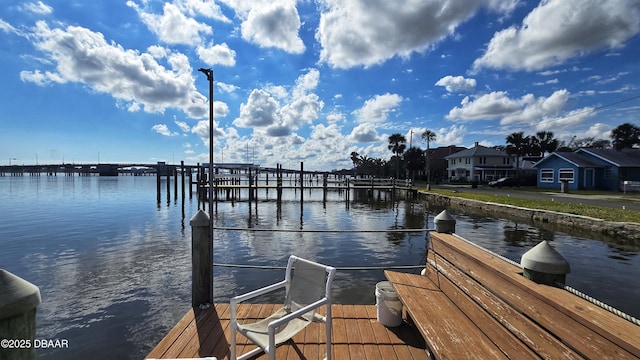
[
  {"x1": 276, "y1": 164, "x2": 282, "y2": 202},
  {"x1": 173, "y1": 166, "x2": 178, "y2": 201},
  {"x1": 181, "y1": 161, "x2": 185, "y2": 201},
  {"x1": 190, "y1": 210, "x2": 212, "y2": 307},
  {"x1": 300, "y1": 162, "x2": 304, "y2": 192},
  {"x1": 156, "y1": 163, "x2": 161, "y2": 203},
  {"x1": 188, "y1": 165, "x2": 193, "y2": 199},
  {"x1": 248, "y1": 167, "x2": 253, "y2": 202},
  {"x1": 166, "y1": 166, "x2": 171, "y2": 202}
]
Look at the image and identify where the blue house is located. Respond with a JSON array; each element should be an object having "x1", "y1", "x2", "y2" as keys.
[{"x1": 533, "y1": 148, "x2": 640, "y2": 191}]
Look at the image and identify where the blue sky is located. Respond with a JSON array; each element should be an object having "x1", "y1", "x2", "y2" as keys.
[{"x1": 1, "y1": 0, "x2": 639, "y2": 170}]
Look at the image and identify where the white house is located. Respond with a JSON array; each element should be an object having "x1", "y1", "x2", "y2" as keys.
[{"x1": 445, "y1": 143, "x2": 515, "y2": 182}]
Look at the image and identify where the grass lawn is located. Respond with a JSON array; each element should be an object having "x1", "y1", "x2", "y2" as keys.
[{"x1": 419, "y1": 187, "x2": 640, "y2": 224}]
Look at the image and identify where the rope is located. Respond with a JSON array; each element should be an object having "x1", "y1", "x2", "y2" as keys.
[
  {"x1": 213, "y1": 227, "x2": 433, "y2": 233},
  {"x1": 451, "y1": 234, "x2": 640, "y2": 326},
  {"x1": 213, "y1": 262, "x2": 426, "y2": 271},
  {"x1": 561, "y1": 285, "x2": 640, "y2": 326}
]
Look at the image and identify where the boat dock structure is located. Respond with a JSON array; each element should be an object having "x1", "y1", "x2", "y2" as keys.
[
  {"x1": 1, "y1": 161, "x2": 417, "y2": 205},
  {"x1": 145, "y1": 213, "x2": 640, "y2": 360},
  {"x1": 146, "y1": 303, "x2": 429, "y2": 359}
]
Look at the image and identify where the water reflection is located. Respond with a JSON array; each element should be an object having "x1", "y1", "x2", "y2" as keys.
[{"x1": 0, "y1": 176, "x2": 638, "y2": 360}]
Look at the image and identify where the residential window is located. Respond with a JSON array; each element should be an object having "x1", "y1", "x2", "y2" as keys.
[
  {"x1": 503, "y1": 157, "x2": 510, "y2": 165},
  {"x1": 478, "y1": 157, "x2": 487, "y2": 164},
  {"x1": 540, "y1": 169, "x2": 554, "y2": 183},
  {"x1": 465, "y1": 157, "x2": 471, "y2": 164},
  {"x1": 558, "y1": 169, "x2": 575, "y2": 183}
]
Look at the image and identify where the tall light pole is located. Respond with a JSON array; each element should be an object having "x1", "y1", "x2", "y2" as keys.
[{"x1": 198, "y1": 67, "x2": 214, "y2": 302}]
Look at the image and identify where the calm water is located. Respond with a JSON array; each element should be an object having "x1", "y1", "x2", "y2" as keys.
[{"x1": 0, "y1": 176, "x2": 638, "y2": 359}]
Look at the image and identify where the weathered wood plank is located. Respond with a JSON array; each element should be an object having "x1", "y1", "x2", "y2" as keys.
[
  {"x1": 431, "y1": 232, "x2": 640, "y2": 359},
  {"x1": 425, "y1": 250, "x2": 576, "y2": 359},
  {"x1": 146, "y1": 308, "x2": 197, "y2": 358},
  {"x1": 147, "y1": 304, "x2": 431, "y2": 360},
  {"x1": 386, "y1": 270, "x2": 508, "y2": 359}
]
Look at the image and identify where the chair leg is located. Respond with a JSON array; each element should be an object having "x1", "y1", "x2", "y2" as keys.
[
  {"x1": 325, "y1": 306, "x2": 332, "y2": 360},
  {"x1": 230, "y1": 321, "x2": 236, "y2": 360}
]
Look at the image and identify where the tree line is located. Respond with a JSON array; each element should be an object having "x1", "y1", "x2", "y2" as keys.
[{"x1": 348, "y1": 123, "x2": 640, "y2": 180}]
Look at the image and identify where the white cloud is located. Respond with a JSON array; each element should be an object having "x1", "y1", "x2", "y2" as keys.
[
  {"x1": 174, "y1": 0, "x2": 231, "y2": 23},
  {"x1": 435, "y1": 75, "x2": 477, "y2": 93},
  {"x1": 233, "y1": 70, "x2": 324, "y2": 137},
  {"x1": 222, "y1": 0, "x2": 305, "y2": 53},
  {"x1": 349, "y1": 123, "x2": 380, "y2": 143},
  {"x1": 197, "y1": 43, "x2": 236, "y2": 66},
  {"x1": 353, "y1": 93, "x2": 403, "y2": 123},
  {"x1": 190, "y1": 119, "x2": 231, "y2": 146},
  {"x1": 326, "y1": 111, "x2": 344, "y2": 123},
  {"x1": 446, "y1": 91, "x2": 533, "y2": 121},
  {"x1": 23, "y1": 1, "x2": 53, "y2": 15},
  {"x1": 152, "y1": 124, "x2": 178, "y2": 136},
  {"x1": 316, "y1": 0, "x2": 519, "y2": 68},
  {"x1": 127, "y1": 1, "x2": 212, "y2": 45},
  {"x1": 175, "y1": 120, "x2": 190, "y2": 132},
  {"x1": 280, "y1": 94, "x2": 324, "y2": 128},
  {"x1": 233, "y1": 89, "x2": 280, "y2": 128},
  {"x1": 23, "y1": 21, "x2": 208, "y2": 118},
  {"x1": 534, "y1": 106, "x2": 596, "y2": 132},
  {"x1": 0, "y1": 19, "x2": 18, "y2": 34},
  {"x1": 293, "y1": 68, "x2": 320, "y2": 98},
  {"x1": 311, "y1": 123, "x2": 342, "y2": 141},
  {"x1": 217, "y1": 82, "x2": 239, "y2": 94},
  {"x1": 472, "y1": 0, "x2": 640, "y2": 72},
  {"x1": 583, "y1": 122, "x2": 612, "y2": 139},
  {"x1": 446, "y1": 89, "x2": 580, "y2": 129},
  {"x1": 436, "y1": 124, "x2": 466, "y2": 145},
  {"x1": 501, "y1": 89, "x2": 569, "y2": 125}
]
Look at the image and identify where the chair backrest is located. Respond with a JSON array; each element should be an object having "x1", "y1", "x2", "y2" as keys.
[{"x1": 285, "y1": 256, "x2": 334, "y2": 321}]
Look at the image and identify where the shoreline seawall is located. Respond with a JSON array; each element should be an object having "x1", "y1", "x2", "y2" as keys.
[{"x1": 420, "y1": 191, "x2": 640, "y2": 245}]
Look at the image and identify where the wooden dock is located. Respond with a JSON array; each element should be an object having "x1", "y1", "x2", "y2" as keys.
[{"x1": 146, "y1": 303, "x2": 429, "y2": 359}]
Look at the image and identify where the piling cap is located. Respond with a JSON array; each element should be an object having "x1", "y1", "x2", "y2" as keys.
[
  {"x1": 190, "y1": 209, "x2": 210, "y2": 226},
  {"x1": 521, "y1": 241, "x2": 570, "y2": 275},
  {"x1": 434, "y1": 210, "x2": 456, "y2": 233},
  {"x1": 0, "y1": 270, "x2": 41, "y2": 319}
]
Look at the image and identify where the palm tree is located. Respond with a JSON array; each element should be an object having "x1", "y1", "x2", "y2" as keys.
[
  {"x1": 388, "y1": 133, "x2": 407, "y2": 180},
  {"x1": 421, "y1": 130, "x2": 436, "y2": 186},
  {"x1": 534, "y1": 131, "x2": 559, "y2": 156},
  {"x1": 611, "y1": 123, "x2": 640, "y2": 149},
  {"x1": 350, "y1": 151, "x2": 360, "y2": 176},
  {"x1": 505, "y1": 132, "x2": 530, "y2": 179},
  {"x1": 404, "y1": 147, "x2": 425, "y2": 182}
]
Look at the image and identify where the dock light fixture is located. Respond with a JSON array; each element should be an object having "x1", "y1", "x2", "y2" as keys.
[{"x1": 198, "y1": 67, "x2": 214, "y2": 304}]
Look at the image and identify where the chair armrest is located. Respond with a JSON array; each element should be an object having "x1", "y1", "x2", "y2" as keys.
[
  {"x1": 268, "y1": 297, "x2": 330, "y2": 331},
  {"x1": 230, "y1": 280, "x2": 288, "y2": 305}
]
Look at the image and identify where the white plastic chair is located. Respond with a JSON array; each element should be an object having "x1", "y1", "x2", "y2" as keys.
[{"x1": 230, "y1": 255, "x2": 336, "y2": 360}]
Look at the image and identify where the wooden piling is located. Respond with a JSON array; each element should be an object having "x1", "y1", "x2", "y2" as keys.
[
  {"x1": 188, "y1": 165, "x2": 193, "y2": 199},
  {"x1": 166, "y1": 166, "x2": 171, "y2": 202},
  {"x1": 190, "y1": 210, "x2": 212, "y2": 307},
  {"x1": 156, "y1": 165, "x2": 161, "y2": 203},
  {"x1": 181, "y1": 161, "x2": 185, "y2": 201},
  {"x1": 173, "y1": 166, "x2": 178, "y2": 201}
]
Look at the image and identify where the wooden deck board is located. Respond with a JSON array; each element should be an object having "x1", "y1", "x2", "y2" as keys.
[{"x1": 146, "y1": 304, "x2": 429, "y2": 360}]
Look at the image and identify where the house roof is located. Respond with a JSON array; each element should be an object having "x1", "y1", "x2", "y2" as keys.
[
  {"x1": 576, "y1": 148, "x2": 640, "y2": 167},
  {"x1": 428, "y1": 146, "x2": 467, "y2": 160},
  {"x1": 533, "y1": 152, "x2": 603, "y2": 168},
  {"x1": 444, "y1": 144, "x2": 507, "y2": 159}
]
